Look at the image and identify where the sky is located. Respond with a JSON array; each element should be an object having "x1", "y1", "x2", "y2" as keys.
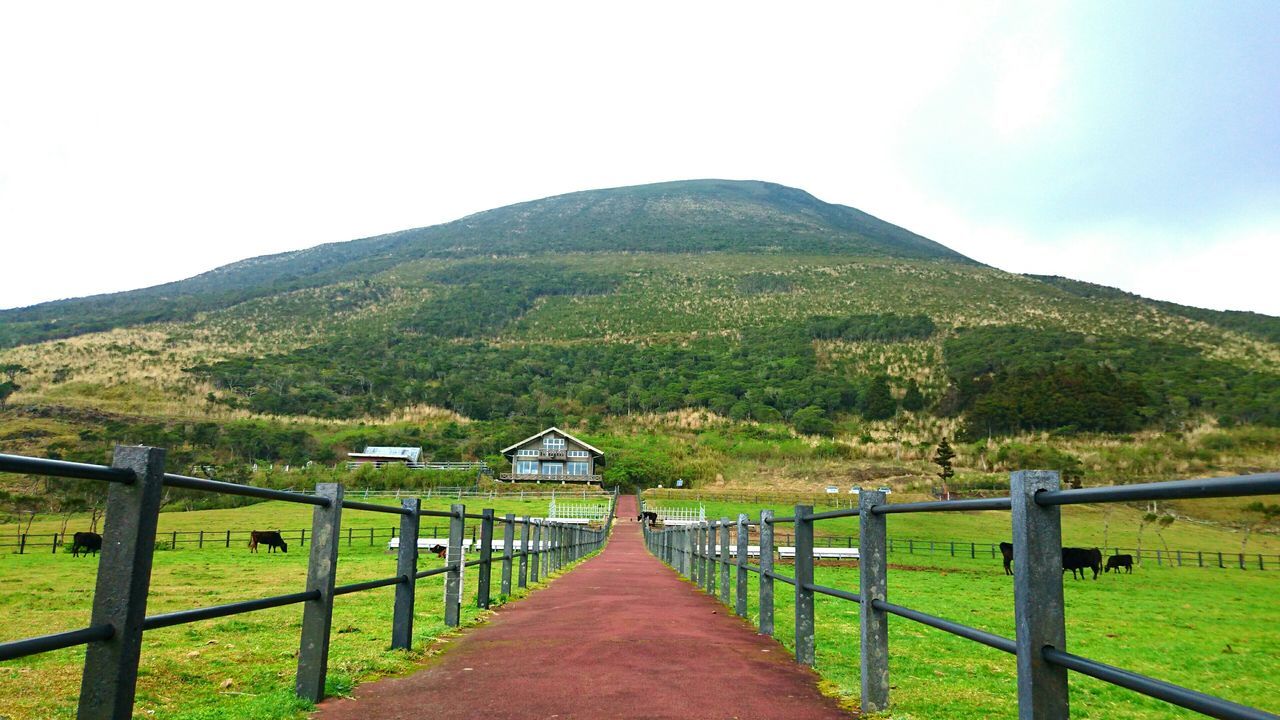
[{"x1": 1, "y1": 1, "x2": 1278, "y2": 314}]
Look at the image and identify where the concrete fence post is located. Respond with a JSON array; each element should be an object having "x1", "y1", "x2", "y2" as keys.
[
  {"x1": 1011, "y1": 470, "x2": 1068, "y2": 720},
  {"x1": 859, "y1": 489, "x2": 889, "y2": 713},
  {"x1": 735, "y1": 514, "x2": 748, "y2": 617},
  {"x1": 518, "y1": 518, "x2": 530, "y2": 588},
  {"x1": 78, "y1": 445, "x2": 166, "y2": 720},
  {"x1": 477, "y1": 509, "x2": 494, "y2": 609},
  {"x1": 391, "y1": 497, "x2": 420, "y2": 650},
  {"x1": 444, "y1": 503, "x2": 465, "y2": 627},
  {"x1": 759, "y1": 509, "x2": 774, "y2": 636},
  {"x1": 691, "y1": 525, "x2": 702, "y2": 585},
  {"x1": 719, "y1": 519, "x2": 731, "y2": 605},
  {"x1": 530, "y1": 521, "x2": 541, "y2": 583},
  {"x1": 686, "y1": 527, "x2": 694, "y2": 577},
  {"x1": 501, "y1": 514, "x2": 515, "y2": 597},
  {"x1": 794, "y1": 504, "x2": 815, "y2": 666},
  {"x1": 705, "y1": 523, "x2": 716, "y2": 595},
  {"x1": 295, "y1": 482, "x2": 344, "y2": 703}
]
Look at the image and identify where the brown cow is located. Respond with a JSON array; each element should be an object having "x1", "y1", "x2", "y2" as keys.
[
  {"x1": 999, "y1": 541, "x2": 1013, "y2": 575},
  {"x1": 249, "y1": 530, "x2": 288, "y2": 553}
]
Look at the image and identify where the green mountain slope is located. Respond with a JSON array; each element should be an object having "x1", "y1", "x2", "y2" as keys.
[
  {"x1": 0, "y1": 180, "x2": 968, "y2": 348},
  {"x1": 2, "y1": 180, "x2": 1278, "y2": 439}
]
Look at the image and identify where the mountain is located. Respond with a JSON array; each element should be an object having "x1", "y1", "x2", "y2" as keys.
[
  {"x1": 0, "y1": 180, "x2": 969, "y2": 348},
  {"x1": 1, "y1": 179, "x2": 1278, "y2": 439}
]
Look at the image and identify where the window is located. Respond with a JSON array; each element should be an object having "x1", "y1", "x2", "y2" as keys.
[
  {"x1": 516, "y1": 449, "x2": 538, "y2": 457},
  {"x1": 567, "y1": 450, "x2": 590, "y2": 458},
  {"x1": 567, "y1": 462, "x2": 590, "y2": 475},
  {"x1": 542, "y1": 463, "x2": 564, "y2": 475},
  {"x1": 543, "y1": 436, "x2": 565, "y2": 449},
  {"x1": 515, "y1": 460, "x2": 539, "y2": 474}
]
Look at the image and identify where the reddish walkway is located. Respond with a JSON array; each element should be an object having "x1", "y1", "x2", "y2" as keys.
[{"x1": 314, "y1": 496, "x2": 854, "y2": 720}]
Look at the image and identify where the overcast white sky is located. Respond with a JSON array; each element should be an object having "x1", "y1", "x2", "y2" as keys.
[{"x1": 2, "y1": 2, "x2": 1278, "y2": 314}]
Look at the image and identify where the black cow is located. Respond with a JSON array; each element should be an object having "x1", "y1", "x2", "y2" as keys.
[
  {"x1": 998, "y1": 541, "x2": 1013, "y2": 575},
  {"x1": 249, "y1": 530, "x2": 288, "y2": 554},
  {"x1": 638, "y1": 511, "x2": 658, "y2": 525},
  {"x1": 1105, "y1": 554, "x2": 1134, "y2": 574},
  {"x1": 1062, "y1": 546, "x2": 1102, "y2": 580},
  {"x1": 427, "y1": 543, "x2": 447, "y2": 559},
  {"x1": 71, "y1": 531, "x2": 102, "y2": 557}
]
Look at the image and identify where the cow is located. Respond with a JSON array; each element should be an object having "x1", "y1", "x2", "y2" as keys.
[
  {"x1": 998, "y1": 541, "x2": 1013, "y2": 575},
  {"x1": 1105, "y1": 554, "x2": 1134, "y2": 574},
  {"x1": 1062, "y1": 546, "x2": 1102, "y2": 580},
  {"x1": 71, "y1": 531, "x2": 102, "y2": 557},
  {"x1": 638, "y1": 511, "x2": 658, "y2": 525},
  {"x1": 427, "y1": 543, "x2": 447, "y2": 559},
  {"x1": 249, "y1": 530, "x2": 288, "y2": 554}
]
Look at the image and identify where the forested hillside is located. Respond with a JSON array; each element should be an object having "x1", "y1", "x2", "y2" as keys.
[{"x1": 2, "y1": 179, "x2": 1279, "y2": 479}]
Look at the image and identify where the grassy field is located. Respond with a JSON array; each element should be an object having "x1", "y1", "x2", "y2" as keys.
[
  {"x1": 0, "y1": 496, "x2": 598, "y2": 719},
  {"x1": 640, "y1": 494, "x2": 1280, "y2": 558},
  {"x1": 0, "y1": 495, "x2": 591, "y2": 547},
  {"x1": 669, "y1": 544, "x2": 1280, "y2": 718}
]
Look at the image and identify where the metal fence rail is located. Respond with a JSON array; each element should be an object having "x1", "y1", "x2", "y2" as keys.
[
  {"x1": 0, "y1": 449, "x2": 615, "y2": 720},
  {"x1": 644, "y1": 470, "x2": 1280, "y2": 720}
]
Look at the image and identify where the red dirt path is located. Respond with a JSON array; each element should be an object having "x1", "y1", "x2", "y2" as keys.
[{"x1": 313, "y1": 496, "x2": 854, "y2": 719}]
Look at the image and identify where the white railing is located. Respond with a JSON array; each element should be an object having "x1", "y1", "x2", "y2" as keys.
[
  {"x1": 646, "y1": 503, "x2": 706, "y2": 525},
  {"x1": 345, "y1": 460, "x2": 491, "y2": 471},
  {"x1": 499, "y1": 473, "x2": 603, "y2": 484},
  {"x1": 548, "y1": 496, "x2": 611, "y2": 522}
]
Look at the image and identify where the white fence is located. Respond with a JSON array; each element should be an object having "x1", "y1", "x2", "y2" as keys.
[{"x1": 548, "y1": 497, "x2": 611, "y2": 522}]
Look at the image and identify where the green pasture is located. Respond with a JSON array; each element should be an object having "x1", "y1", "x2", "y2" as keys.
[
  {"x1": 0, "y1": 495, "x2": 600, "y2": 551},
  {"x1": 0, "y1": 495, "x2": 599, "y2": 719},
  {"x1": 667, "y1": 546, "x2": 1280, "y2": 718},
  {"x1": 641, "y1": 494, "x2": 1280, "y2": 557}
]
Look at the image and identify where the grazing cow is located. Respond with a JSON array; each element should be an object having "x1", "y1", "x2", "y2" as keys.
[
  {"x1": 999, "y1": 541, "x2": 1013, "y2": 575},
  {"x1": 427, "y1": 543, "x2": 447, "y2": 559},
  {"x1": 1062, "y1": 546, "x2": 1102, "y2": 580},
  {"x1": 71, "y1": 531, "x2": 102, "y2": 557},
  {"x1": 249, "y1": 530, "x2": 288, "y2": 554},
  {"x1": 1105, "y1": 554, "x2": 1134, "y2": 574},
  {"x1": 638, "y1": 511, "x2": 658, "y2": 525}
]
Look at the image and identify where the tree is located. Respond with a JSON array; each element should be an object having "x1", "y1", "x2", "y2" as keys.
[
  {"x1": 933, "y1": 438, "x2": 956, "y2": 500},
  {"x1": 860, "y1": 375, "x2": 896, "y2": 420},
  {"x1": 0, "y1": 363, "x2": 28, "y2": 384},
  {"x1": 1154, "y1": 514, "x2": 1175, "y2": 560},
  {"x1": 0, "y1": 381, "x2": 17, "y2": 407},
  {"x1": 1136, "y1": 511, "x2": 1157, "y2": 564},
  {"x1": 1239, "y1": 502, "x2": 1280, "y2": 565},
  {"x1": 792, "y1": 406, "x2": 835, "y2": 436},
  {"x1": 902, "y1": 379, "x2": 926, "y2": 412}
]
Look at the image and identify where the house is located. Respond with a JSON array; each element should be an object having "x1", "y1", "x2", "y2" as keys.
[
  {"x1": 346, "y1": 446, "x2": 423, "y2": 469},
  {"x1": 499, "y1": 427, "x2": 604, "y2": 484}
]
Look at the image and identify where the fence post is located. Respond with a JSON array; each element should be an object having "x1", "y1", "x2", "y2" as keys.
[
  {"x1": 719, "y1": 518, "x2": 731, "y2": 606},
  {"x1": 690, "y1": 524, "x2": 701, "y2": 586},
  {"x1": 77, "y1": 445, "x2": 166, "y2": 720},
  {"x1": 1010, "y1": 470, "x2": 1068, "y2": 720},
  {"x1": 294, "y1": 482, "x2": 344, "y2": 703},
  {"x1": 391, "y1": 497, "x2": 419, "y2": 650},
  {"x1": 735, "y1": 514, "x2": 748, "y2": 617},
  {"x1": 530, "y1": 521, "x2": 542, "y2": 583},
  {"x1": 501, "y1": 514, "x2": 514, "y2": 596},
  {"x1": 859, "y1": 489, "x2": 889, "y2": 713},
  {"x1": 794, "y1": 504, "x2": 815, "y2": 666},
  {"x1": 518, "y1": 519, "x2": 530, "y2": 588},
  {"x1": 759, "y1": 509, "x2": 774, "y2": 636},
  {"x1": 705, "y1": 523, "x2": 716, "y2": 595},
  {"x1": 444, "y1": 503, "x2": 465, "y2": 627},
  {"x1": 477, "y1": 509, "x2": 494, "y2": 609}
]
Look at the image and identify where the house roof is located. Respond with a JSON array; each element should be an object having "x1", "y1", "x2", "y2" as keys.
[
  {"x1": 348, "y1": 446, "x2": 422, "y2": 463},
  {"x1": 500, "y1": 427, "x2": 604, "y2": 457}
]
